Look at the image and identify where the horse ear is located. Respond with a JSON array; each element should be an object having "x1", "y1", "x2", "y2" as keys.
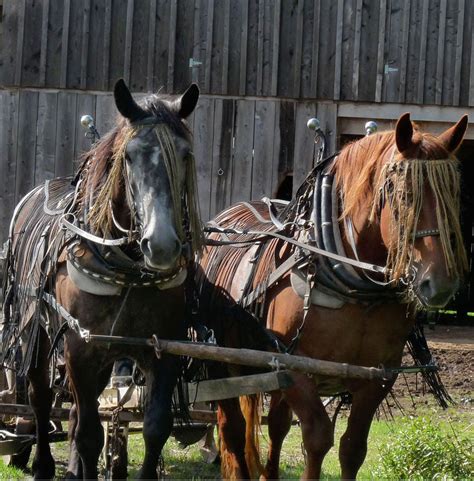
[
  {"x1": 438, "y1": 115, "x2": 468, "y2": 154},
  {"x1": 395, "y1": 112, "x2": 414, "y2": 153},
  {"x1": 114, "y1": 79, "x2": 147, "y2": 122},
  {"x1": 177, "y1": 84, "x2": 200, "y2": 118}
]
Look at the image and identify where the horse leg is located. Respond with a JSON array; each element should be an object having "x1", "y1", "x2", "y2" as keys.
[
  {"x1": 66, "y1": 364, "x2": 113, "y2": 479},
  {"x1": 217, "y1": 397, "x2": 251, "y2": 479},
  {"x1": 339, "y1": 383, "x2": 391, "y2": 480},
  {"x1": 263, "y1": 392, "x2": 293, "y2": 480},
  {"x1": 285, "y1": 374, "x2": 334, "y2": 480},
  {"x1": 28, "y1": 327, "x2": 55, "y2": 480},
  {"x1": 137, "y1": 354, "x2": 179, "y2": 480},
  {"x1": 66, "y1": 345, "x2": 104, "y2": 480}
]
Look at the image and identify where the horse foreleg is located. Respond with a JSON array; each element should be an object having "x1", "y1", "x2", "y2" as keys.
[
  {"x1": 339, "y1": 382, "x2": 392, "y2": 480},
  {"x1": 217, "y1": 397, "x2": 251, "y2": 480},
  {"x1": 66, "y1": 365, "x2": 112, "y2": 479},
  {"x1": 138, "y1": 354, "x2": 179, "y2": 480},
  {"x1": 66, "y1": 344, "x2": 104, "y2": 480},
  {"x1": 28, "y1": 327, "x2": 55, "y2": 480},
  {"x1": 262, "y1": 392, "x2": 293, "y2": 480},
  {"x1": 285, "y1": 374, "x2": 333, "y2": 480}
]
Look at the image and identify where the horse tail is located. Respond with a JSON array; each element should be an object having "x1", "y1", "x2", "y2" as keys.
[{"x1": 240, "y1": 394, "x2": 265, "y2": 478}]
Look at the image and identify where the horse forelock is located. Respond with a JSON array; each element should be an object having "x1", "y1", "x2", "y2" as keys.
[{"x1": 333, "y1": 128, "x2": 466, "y2": 282}]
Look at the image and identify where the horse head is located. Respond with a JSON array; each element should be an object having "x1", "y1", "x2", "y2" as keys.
[
  {"x1": 86, "y1": 79, "x2": 201, "y2": 272},
  {"x1": 377, "y1": 113, "x2": 469, "y2": 308},
  {"x1": 335, "y1": 113, "x2": 468, "y2": 309}
]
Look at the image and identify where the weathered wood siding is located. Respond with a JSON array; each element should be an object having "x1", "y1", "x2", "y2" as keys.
[
  {"x1": 0, "y1": 89, "x2": 338, "y2": 243},
  {"x1": 2, "y1": 0, "x2": 473, "y2": 106}
]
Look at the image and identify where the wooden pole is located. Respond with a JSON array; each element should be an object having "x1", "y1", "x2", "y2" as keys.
[{"x1": 86, "y1": 334, "x2": 388, "y2": 381}]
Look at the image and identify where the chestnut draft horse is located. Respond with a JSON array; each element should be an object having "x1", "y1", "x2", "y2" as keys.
[
  {"x1": 198, "y1": 113, "x2": 468, "y2": 479},
  {"x1": 1, "y1": 80, "x2": 202, "y2": 480}
]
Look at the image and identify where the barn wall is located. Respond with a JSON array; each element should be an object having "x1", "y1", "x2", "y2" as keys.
[{"x1": 1, "y1": 0, "x2": 474, "y2": 106}]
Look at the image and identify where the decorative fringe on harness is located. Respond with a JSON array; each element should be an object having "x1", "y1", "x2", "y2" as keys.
[{"x1": 370, "y1": 158, "x2": 468, "y2": 282}]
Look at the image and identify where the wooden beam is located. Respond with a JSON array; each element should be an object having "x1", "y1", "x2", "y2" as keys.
[
  {"x1": 256, "y1": 0, "x2": 265, "y2": 96},
  {"x1": 187, "y1": 371, "x2": 294, "y2": 402},
  {"x1": 221, "y1": 0, "x2": 230, "y2": 95},
  {"x1": 375, "y1": 0, "x2": 387, "y2": 102},
  {"x1": 39, "y1": 0, "x2": 50, "y2": 87},
  {"x1": 435, "y1": 0, "x2": 447, "y2": 105},
  {"x1": 293, "y1": 0, "x2": 304, "y2": 98}
]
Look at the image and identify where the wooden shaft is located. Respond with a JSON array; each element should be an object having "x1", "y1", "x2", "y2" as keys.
[{"x1": 87, "y1": 335, "x2": 387, "y2": 380}]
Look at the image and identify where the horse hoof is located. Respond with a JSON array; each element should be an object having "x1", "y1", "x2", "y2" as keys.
[{"x1": 32, "y1": 457, "x2": 55, "y2": 480}]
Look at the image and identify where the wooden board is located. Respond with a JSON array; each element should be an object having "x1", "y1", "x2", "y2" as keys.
[
  {"x1": 187, "y1": 371, "x2": 294, "y2": 402},
  {"x1": 54, "y1": 92, "x2": 77, "y2": 177}
]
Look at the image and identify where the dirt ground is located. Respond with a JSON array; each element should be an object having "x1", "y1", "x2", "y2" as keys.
[{"x1": 391, "y1": 325, "x2": 473, "y2": 404}]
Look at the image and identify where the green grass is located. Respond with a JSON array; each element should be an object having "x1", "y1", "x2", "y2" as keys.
[{"x1": 0, "y1": 408, "x2": 472, "y2": 480}]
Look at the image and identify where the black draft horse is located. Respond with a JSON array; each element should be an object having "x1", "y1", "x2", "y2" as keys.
[{"x1": 2, "y1": 79, "x2": 202, "y2": 479}]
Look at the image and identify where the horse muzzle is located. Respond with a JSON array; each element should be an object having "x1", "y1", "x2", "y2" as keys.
[
  {"x1": 140, "y1": 232, "x2": 182, "y2": 272},
  {"x1": 414, "y1": 274, "x2": 459, "y2": 309}
]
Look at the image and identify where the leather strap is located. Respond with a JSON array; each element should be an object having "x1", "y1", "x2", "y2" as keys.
[{"x1": 205, "y1": 225, "x2": 388, "y2": 275}]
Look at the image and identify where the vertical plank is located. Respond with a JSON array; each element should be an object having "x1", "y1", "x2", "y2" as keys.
[
  {"x1": 1, "y1": 2, "x2": 20, "y2": 86},
  {"x1": 239, "y1": 0, "x2": 249, "y2": 96},
  {"x1": 103, "y1": 0, "x2": 112, "y2": 90},
  {"x1": 147, "y1": 0, "x2": 157, "y2": 92},
  {"x1": 435, "y1": 0, "x2": 447, "y2": 105},
  {"x1": 15, "y1": 91, "x2": 39, "y2": 203},
  {"x1": 123, "y1": 0, "x2": 134, "y2": 86},
  {"x1": 109, "y1": 0, "x2": 128, "y2": 90},
  {"x1": 203, "y1": 0, "x2": 214, "y2": 93},
  {"x1": 416, "y1": 0, "x2": 429, "y2": 104},
  {"x1": 60, "y1": 0, "x2": 71, "y2": 88},
  {"x1": 256, "y1": 0, "x2": 265, "y2": 96},
  {"x1": 39, "y1": 0, "x2": 50, "y2": 86},
  {"x1": 231, "y1": 100, "x2": 255, "y2": 204},
  {"x1": 210, "y1": 99, "x2": 234, "y2": 217},
  {"x1": 293, "y1": 102, "x2": 316, "y2": 192},
  {"x1": 352, "y1": 0, "x2": 363, "y2": 99},
  {"x1": 252, "y1": 101, "x2": 277, "y2": 200},
  {"x1": 35, "y1": 92, "x2": 58, "y2": 185},
  {"x1": 14, "y1": 0, "x2": 26, "y2": 85},
  {"x1": 74, "y1": 94, "x2": 97, "y2": 171},
  {"x1": 470, "y1": 12, "x2": 474, "y2": 106},
  {"x1": 55, "y1": 92, "x2": 77, "y2": 177},
  {"x1": 275, "y1": 101, "x2": 295, "y2": 198},
  {"x1": 375, "y1": 0, "x2": 387, "y2": 102},
  {"x1": 0, "y1": 91, "x2": 20, "y2": 244},
  {"x1": 310, "y1": 0, "x2": 321, "y2": 98},
  {"x1": 86, "y1": 0, "x2": 106, "y2": 90},
  {"x1": 293, "y1": 0, "x2": 304, "y2": 98},
  {"x1": 453, "y1": 0, "x2": 465, "y2": 105},
  {"x1": 398, "y1": 0, "x2": 411, "y2": 102},
  {"x1": 21, "y1": 0, "x2": 44, "y2": 87},
  {"x1": 43, "y1": 0, "x2": 64, "y2": 88},
  {"x1": 192, "y1": 97, "x2": 215, "y2": 220},
  {"x1": 130, "y1": 1, "x2": 151, "y2": 91},
  {"x1": 271, "y1": 0, "x2": 281, "y2": 96},
  {"x1": 80, "y1": 0, "x2": 91, "y2": 90},
  {"x1": 95, "y1": 94, "x2": 117, "y2": 135},
  {"x1": 167, "y1": 0, "x2": 177, "y2": 92},
  {"x1": 333, "y1": 0, "x2": 344, "y2": 100},
  {"x1": 317, "y1": 102, "x2": 338, "y2": 155},
  {"x1": 192, "y1": 0, "x2": 202, "y2": 85},
  {"x1": 221, "y1": 0, "x2": 231, "y2": 95},
  {"x1": 174, "y1": 0, "x2": 195, "y2": 93}
]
